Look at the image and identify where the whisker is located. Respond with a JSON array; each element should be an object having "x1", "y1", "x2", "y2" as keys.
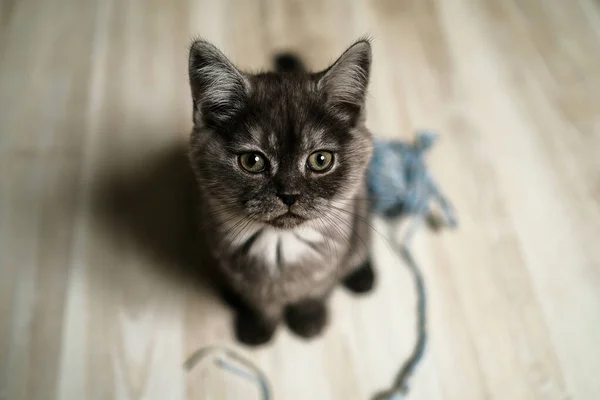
[
  {"x1": 319, "y1": 211, "x2": 353, "y2": 248},
  {"x1": 196, "y1": 206, "x2": 242, "y2": 232},
  {"x1": 323, "y1": 209, "x2": 370, "y2": 257},
  {"x1": 317, "y1": 212, "x2": 355, "y2": 280},
  {"x1": 226, "y1": 221, "x2": 257, "y2": 257},
  {"x1": 215, "y1": 216, "x2": 251, "y2": 256},
  {"x1": 312, "y1": 212, "x2": 337, "y2": 269},
  {"x1": 226, "y1": 216, "x2": 257, "y2": 256},
  {"x1": 240, "y1": 228, "x2": 264, "y2": 256},
  {"x1": 294, "y1": 233, "x2": 322, "y2": 255},
  {"x1": 328, "y1": 203, "x2": 396, "y2": 254},
  {"x1": 309, "y1": 205, "x2": 341, "y2": 273}
]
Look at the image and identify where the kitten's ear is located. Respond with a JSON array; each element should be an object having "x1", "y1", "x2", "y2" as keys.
[
  {"x1": 318, "y1": 39, "x2": 372, "y2": 121},
  {"x1": 188, "y1": 40, "x2": 250, "y2": 127}
]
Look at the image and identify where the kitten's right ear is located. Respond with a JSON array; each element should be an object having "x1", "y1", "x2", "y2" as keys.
[
  {"x1": 188, "y1": 40, "x2": 250, "y2": 127},
  {"x1": 317, "y1": 39, "x2": 372, "y2": 122}
]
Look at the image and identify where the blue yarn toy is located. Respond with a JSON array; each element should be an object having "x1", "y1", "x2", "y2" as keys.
[
  {"x1": 369, "y1": 131, "x2": 457, "y2": 227},
  {"x1": 185, "y1": 131, "x2": 458, "y2": 400},
  {"x1": 369, "y1": 131, "x2": 457, "y2": 400}
]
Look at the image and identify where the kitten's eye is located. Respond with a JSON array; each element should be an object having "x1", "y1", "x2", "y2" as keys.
[
  {"x1": 238, "y1": 152, "x2": 267, "y2": 173},
  {"x1": 307, "y1": 151, "x2": 334, "y2": 173}
]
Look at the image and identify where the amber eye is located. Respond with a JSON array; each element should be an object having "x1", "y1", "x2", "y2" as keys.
[
  {"x1": 239, "y1": 152, "x2": 266, "y2": 173},
  {"x1": 307, "y1": 151, "x2": 334, "y2": 172}
]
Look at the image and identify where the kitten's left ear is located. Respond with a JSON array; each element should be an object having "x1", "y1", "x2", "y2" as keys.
[
  {"x1": 188, "y1": 39, "x2": 250, "y2": 127},
  {"x1": 318, "y1": 39, "x2": 372, "y2": 121}
]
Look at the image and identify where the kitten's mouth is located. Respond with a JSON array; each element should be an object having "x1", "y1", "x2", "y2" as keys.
[{"x1": 268, "y1": 212, "x2": 306, "y2": 228}]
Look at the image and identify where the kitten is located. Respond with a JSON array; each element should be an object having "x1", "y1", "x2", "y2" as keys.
[{"x1": 188, "y1": 38, "x2": 376, "y2": 346}]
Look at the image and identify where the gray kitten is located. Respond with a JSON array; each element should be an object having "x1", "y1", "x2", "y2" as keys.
[{"x1": 188, "y1": 39, "x2": 375, "y2": 346}]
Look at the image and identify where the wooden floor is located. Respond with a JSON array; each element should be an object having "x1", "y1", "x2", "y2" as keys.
[{"x1": 2, "y1": 0, "x2": 600, "y2": 399}]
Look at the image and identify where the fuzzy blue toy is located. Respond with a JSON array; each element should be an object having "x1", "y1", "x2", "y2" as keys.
[
  {"x1": 185, "y1": 131, "x2": 458, "y2": 400},
  {"x1": 369, "y1": 131, "x2": 457, "y2": 227},
  {"x1": 369, "y1": 131, "x2": 457, "y2": 400}
]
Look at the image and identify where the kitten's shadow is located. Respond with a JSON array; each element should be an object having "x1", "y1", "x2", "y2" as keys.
[{"x1": 91, "y1": 139, "x2": 217, "y2": 294}]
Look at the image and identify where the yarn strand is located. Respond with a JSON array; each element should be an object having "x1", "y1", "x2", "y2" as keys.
[
  {"x1": 369, "y1": 132, "x2": 457, "y2": 399},
  {"x1": 373, "y1": 220, "x2": 428, "y2": 400}
]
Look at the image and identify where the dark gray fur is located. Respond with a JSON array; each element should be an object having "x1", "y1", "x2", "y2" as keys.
[{"x1": 188, "y1": 39, "x2": 375, "y2": 345}]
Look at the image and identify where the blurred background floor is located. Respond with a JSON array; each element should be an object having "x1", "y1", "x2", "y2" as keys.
[{"x1": 1, "y1": 0, "x2": 600, "y2": 399}]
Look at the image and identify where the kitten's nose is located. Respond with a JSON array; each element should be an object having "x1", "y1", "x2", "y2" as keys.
[{"x1": 277, "y1": 193, "x2": 298, "y2": 207}]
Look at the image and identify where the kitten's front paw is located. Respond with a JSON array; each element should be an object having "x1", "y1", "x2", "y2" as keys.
[
  {"x1": 218, "y1": 285, "x2": 246, "y2": 310},
  {"x1": 235, "y1": 311, "x2": 277, "y2": 347},
  {"x1": 285, "y1": 299, "x2": 328, "y2": 339},
  {"x1": 343, "y1": 259, "x2": 376, "y2": 294}
]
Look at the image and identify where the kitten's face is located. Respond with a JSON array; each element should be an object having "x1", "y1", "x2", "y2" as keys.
[{"x1": 188, "y1": 40, "x2": 373, "y2": 229}]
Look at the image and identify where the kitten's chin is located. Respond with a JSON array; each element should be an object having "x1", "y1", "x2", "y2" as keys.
[{"x1": 267, "y1": 212, "x2": 307, "y2": 229}]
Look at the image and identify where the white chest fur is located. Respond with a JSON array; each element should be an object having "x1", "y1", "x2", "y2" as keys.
[{"x1": 230, "y1": 222, "x2": 325, "y2": 272}]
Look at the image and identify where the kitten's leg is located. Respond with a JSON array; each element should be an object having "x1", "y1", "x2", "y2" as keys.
[
  {"x1": 342, "y1": 258, "x2": 376, "y2": 294},
  {"x1": 217, "y1": 283, "x2": 248, "y2": 310},
  {"x1": 230, "y1": 297, "x2": 280, "y2": 347},
  {"x1": 341, "y1": 192, "x2": 376, "y2": 294},
  {"x1": 216, "y1": 282, "x2": 280, "y2": 346},
  {"x1": 285, "y1": 298, "x2": 329, "y2": 339},
  {"x1": 235, "y1": 307, "x2": 280, "y2": 347},
  {"x1": 212, "y1": 276, "x2": 278, "y2": 345}
]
